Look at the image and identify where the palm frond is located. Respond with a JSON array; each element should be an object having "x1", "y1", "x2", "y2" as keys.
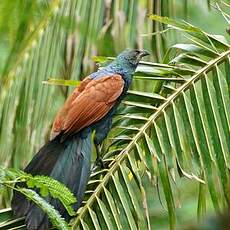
[
  {"x1": 71, "y1": 16, "x2": 230, "y2": 230},
  {"x1": 0, "y1": 208, "x2": 25, "y2": 230}
]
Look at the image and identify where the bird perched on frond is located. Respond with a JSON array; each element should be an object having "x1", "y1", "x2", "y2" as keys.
[{"x1": 11, "y1": 49, "x2": 150, "y2": 230}]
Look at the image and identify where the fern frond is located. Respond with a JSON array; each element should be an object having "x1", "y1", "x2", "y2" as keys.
[
  {"x1": 0, "y1": 168, "x2": 77, "y2": 216},
  {"x1": 27, "y1": 175, "x2": 77, "y2": 216},
  {"x1": 18, "y1": 188, "x2": 69, "y2": 230}
]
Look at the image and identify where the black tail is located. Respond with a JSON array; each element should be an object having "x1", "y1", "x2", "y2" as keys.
[{"x1": 11, "y1": 132, "x2": 91, "y2": 230}]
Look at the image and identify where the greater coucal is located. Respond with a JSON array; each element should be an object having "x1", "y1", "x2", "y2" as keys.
[{"x1": 11, "y1": 49, "x2": 150, "y2": 229}]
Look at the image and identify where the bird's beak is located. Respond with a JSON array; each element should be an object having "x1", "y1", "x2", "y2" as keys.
[{"x1": 139, "y1": 50, "x2": 150, "y2": 57}]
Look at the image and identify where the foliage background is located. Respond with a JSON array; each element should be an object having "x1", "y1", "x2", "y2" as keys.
[{"x1": 0, "y1": 0, "x2": 229, "y2": 229}]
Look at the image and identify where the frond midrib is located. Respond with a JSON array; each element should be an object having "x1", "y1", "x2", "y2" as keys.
[{"x1": 72, "y1": 48, "x2": 230, "y2": 227}]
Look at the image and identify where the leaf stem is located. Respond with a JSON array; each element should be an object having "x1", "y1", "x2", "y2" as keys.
[{"x1": 72, "y1": 48, "x2": 230, "y2": 227}]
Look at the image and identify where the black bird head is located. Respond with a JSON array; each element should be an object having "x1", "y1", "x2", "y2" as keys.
[{"x1": 117, "y1": 48, "x2": 150, "y2": 66}]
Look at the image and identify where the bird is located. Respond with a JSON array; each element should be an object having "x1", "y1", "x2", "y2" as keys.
[{"x1": 11, "y1": 48, "x2": 150, "y2": 230}]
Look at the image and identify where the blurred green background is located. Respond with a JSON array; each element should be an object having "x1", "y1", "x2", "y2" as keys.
[{"x1": 0, "y1": 0, "x2": 229, "y2": 229}]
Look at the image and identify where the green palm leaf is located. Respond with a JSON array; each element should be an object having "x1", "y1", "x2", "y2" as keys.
[{"x1": 71, "y1": 16, "x2": 230, "y2": 230}]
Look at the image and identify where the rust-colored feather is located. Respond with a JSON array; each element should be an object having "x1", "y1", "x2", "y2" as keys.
[
  {"x1": 51, "y1": 77, "x2": 92, "y2": 139},
  {"x1": 51, "y1": 75, "x2": 124, "y2": 139}
]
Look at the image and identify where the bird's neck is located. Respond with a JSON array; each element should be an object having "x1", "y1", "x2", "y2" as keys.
[
  {"x1": 110, "y1": 60, "x2": 136, "y2": 74},
  {"x1": 108, "y1": 61, "x2": 135, "y2": 92},
  {"x1": 90, "y1": 60, "x2": 137, "y2": 87}
]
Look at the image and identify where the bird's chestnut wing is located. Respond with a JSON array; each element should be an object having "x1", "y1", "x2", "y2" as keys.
[
  {"x1": 51, "y1": 75, "x2": 124, "y2": 139},
  {"x1": 51, "y1": 76, "x2": 92, "y2": 139}
]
